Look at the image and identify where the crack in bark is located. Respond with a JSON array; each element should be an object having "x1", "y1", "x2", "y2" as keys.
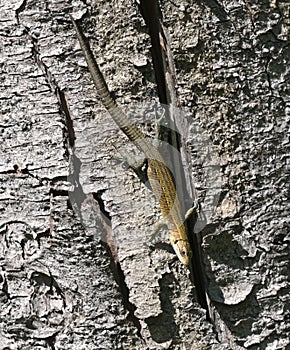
[
  {"x1": 15, "y1": 0, "x2": 27, "y2": 25},
  {"x1": 22, "y1": 25, "x2": 73, "y2": 160},
  {"x1": 139, "y1": 0, "x2": 209, "y2": 315},
  {"x1": 93, "y1": 192, "x2": 143, "y2": 339}
]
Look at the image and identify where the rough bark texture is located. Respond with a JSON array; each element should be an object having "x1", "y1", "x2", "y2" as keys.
[{"x1": 0, "y1": 0, "x2": 289, "y2": 349}]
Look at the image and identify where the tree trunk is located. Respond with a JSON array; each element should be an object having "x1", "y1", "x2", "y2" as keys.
[{"x1": 0, "y1": 0, "x2": 288, "y2": 349}]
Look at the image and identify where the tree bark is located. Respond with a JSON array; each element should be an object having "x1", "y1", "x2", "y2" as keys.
[{"x1": 0, "y1": 0, "x2": 289, "y2": 349}]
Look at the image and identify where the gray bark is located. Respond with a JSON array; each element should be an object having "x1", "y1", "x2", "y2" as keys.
[{"x1": 0, "y1": 0, "x2": 289, "y2": 349}]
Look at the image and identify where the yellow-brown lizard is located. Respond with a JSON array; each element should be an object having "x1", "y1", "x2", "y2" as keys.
[{"x1": 71, "y1": 16, "x2": 192, "y2": 265}]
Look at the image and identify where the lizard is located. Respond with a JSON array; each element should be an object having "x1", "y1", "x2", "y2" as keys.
[{"x1": 70, "y1": 16, "x2": 192, "y2": 265}]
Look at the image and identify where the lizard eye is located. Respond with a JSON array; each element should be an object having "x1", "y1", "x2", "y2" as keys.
[
  {"x1": 174, "y1": 240, "x2": 186, "y2": 256},
  {"x1": 179, "y1": 247, "x2": 186, "y2": 257},
  {"x1": 172, "y1": 240, "x2": 190, "y2": 264}
]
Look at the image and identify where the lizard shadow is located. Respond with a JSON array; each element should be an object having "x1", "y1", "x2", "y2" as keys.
[
  {"x1": 201, "y1": 222, "x2": 262, "y2": 342},
  {"x1": 144, "y1": 272, "x2": 179, "y2": 344}
]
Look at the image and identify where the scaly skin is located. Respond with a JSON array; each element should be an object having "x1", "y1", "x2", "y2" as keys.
[{"x1": 71, "y1": 16, "x2": 191, "y2": 265}]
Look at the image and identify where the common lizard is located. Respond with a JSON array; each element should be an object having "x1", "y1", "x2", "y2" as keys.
[{"x1": 71, "y1": 16, "x2": 192, "y2": 265}]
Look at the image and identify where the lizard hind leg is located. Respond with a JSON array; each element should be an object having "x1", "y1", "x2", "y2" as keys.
[
  {"x1": 147, "y1": 218, "x2": 170, "y2": 246},
  {"x1": 111, "y1": 143, "x2": 145, "y2": 169},
  {"x1": 111, "y1": 143, "x2": 149, "y2": 184}
]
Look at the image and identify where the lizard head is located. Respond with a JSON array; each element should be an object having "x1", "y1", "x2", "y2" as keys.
[{"x1": 170, "y1": 236, "x2": 192, "y2": 265}]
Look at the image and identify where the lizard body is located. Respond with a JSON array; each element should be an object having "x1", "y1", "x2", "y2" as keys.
[{"x1": 71, "y1": 17, "x2": 191, "y2": 265}]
